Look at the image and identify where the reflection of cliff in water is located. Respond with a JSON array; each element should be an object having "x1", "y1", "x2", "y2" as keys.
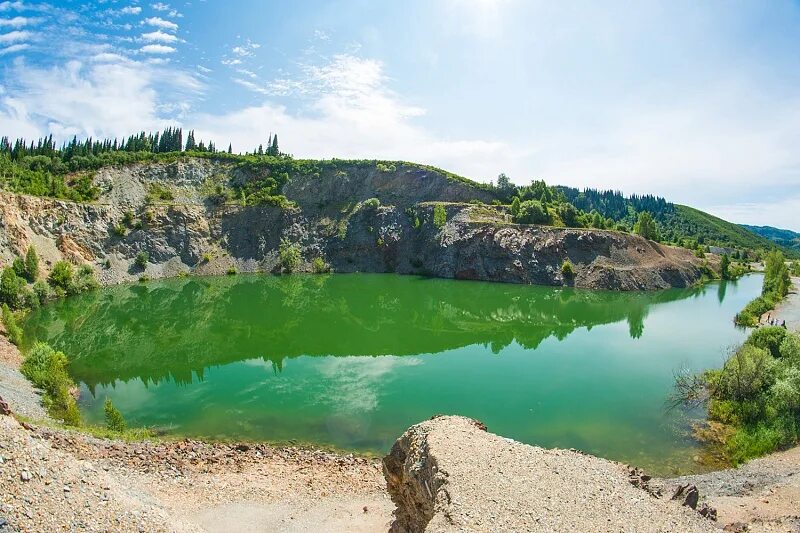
[{"x1": 23, "y1": 274, "x2": 708, "y2": 389}]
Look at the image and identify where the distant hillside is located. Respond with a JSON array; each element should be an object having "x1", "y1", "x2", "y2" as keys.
[
  {"x1": 556, "y1": 186, "x2": 781, "y2": 253},
  {"x1": 742, "y1": 225, "x2": 800, "y2": 251}
]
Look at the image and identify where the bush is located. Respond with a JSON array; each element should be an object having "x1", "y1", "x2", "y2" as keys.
[
  {"x1": 510, "y1": 197, "x2": 520, "y2": 218},
  {"x1": 726, "y1": 423, "x2": 792, "y2": 465},
  {"x1": 134, "y1": 251, "x2": 149, "y2": 269},
  {"x1": 279, "y1": 239, "x2": 301, "y2": 272},
  {"x1": 433, "y1": 204, "x2": 447, "y2": 228},
  {"x1": 363, "y1": 197, "x2": 381, "y2": 209},
  {"x1": 104, "y1": 398, "x2": 127, "y2": 432},
  {"x1": 146, "y1": 182, "x2": 174, "y2": 203},
  {"x1": 713, "y1": 344, "x2": 775, "y2": 407},
  {"x1": 48, "y1": 261, "x2": 74, "y2": 292},
  {"x1": 20, "y1": 342, "x2": 81, "y2": 426},
  {"x1": 312, "y1": 257, "x2": 331, "y2": 274},
  {"x1": 746, "y1": 326, "x2": 788, "y2": 359},
  {"x1": 226, "y1": 266, "x2": 237, "y2": 275},
  {"x1": 561, "y1": 259, "x2": 575, "y2": 277},
  {"x1": 112, "y1": 223, "x2": 127, "y2": 237},
  {"x1": 122, "y1": 210, "x2": 135, "y2": 226},
  {"x1": 514, "y1": 200, "x2": 551, "y2": 225},
  {"x1": 779, "y1": 333, "x2": 800, "y2": 364},
  {"x1": 32, "y1": 279, "x2": 50, "y2": 304},
  {"x1": 1, "y1": 303, "x2": 23, "y2": 345}
]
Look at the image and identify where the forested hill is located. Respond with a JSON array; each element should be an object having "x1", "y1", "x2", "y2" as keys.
[
  {"x1": 556, "y1": 186, "x2": 789, "y2": 255},
  {"x1": 742, "y1": 225, "x2": 800, "y2": 251}
]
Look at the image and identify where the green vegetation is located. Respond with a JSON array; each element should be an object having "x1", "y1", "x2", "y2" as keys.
[
  {"x1": 20, "y1": 342, "x2": 81, "y2": 425},
  {"x1": 561, "y1": 260, "x2": 575, "y2": 278},
  {"x1": 1, "y1": 303, "x2": 23, "y2": 345},
  {"x1": 312, "y1": 257, "x2": 331, "y2": 273},
  {"x1": 226, "y1": 266, "x2": 237, "y2": 275},
  {"x1": 146, "y1": 182, "x2": 174, "y2": 203},
  {"x1": 363, "y1": 197, "x2": 381, "y2": 209},
  {"x1": 742, "y1": 225, "x2": 800, "y2": 252},
  {"x1": 720, "y1": 254, "x2": 731, "y2": 280},
  {"x1": 675, "y1": 327, "x2": 800, "y2": 465},
  {"x1": 134, "y1": 251, "x2": 149, "y2": 270},
  {"x1": 104, "y1": 398, "x2": 127, "y2": 432},
  {"x1": 633, "y1": 211, "x2": 660, "y2": 241},
  {"x1": 515, "y1": 200, "x2": 550, "y2": 225},
  {"x1": 279, "y1": 238, "x2": 301, "y2": 272},
  {"x1": 735, "y1": 250, "x2": 792, "y2": 326},
  {"x1": 433, "y1": 204, "x2": 447, "y2": 228}
]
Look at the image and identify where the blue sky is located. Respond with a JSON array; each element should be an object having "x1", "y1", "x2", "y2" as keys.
[{"x1": 1, "y1": 0, "x2": 799, "y2": 230}]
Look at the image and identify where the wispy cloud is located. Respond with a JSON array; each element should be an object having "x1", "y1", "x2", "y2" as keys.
[
  {"x1": 0, "y1": 29, "x2": 31, "y2": 42},
  {"x1": 140, "y1": 43, "x2": 175, "y2": 54},
  {"x1": 0, "y1": 41, "x2": 27, "y2": 54},
  {"x1": 0, "y1": 1, "x2": 25, "y2": 11},
  {"x1": 151, "y1": 2, "x2": 169, "y2": 11},
  {"x1": 0, "y1": 16, "x2": 41, "y2": 27},
  {"x1": 120, "y1": 6, "x2": 142, "y2": 15},
  {"x1": 231, "y1": 39, "x2": 259, "y2": 57},
  {"x1": 143, "y1": 16, "x2": 177, "y2": 31}
]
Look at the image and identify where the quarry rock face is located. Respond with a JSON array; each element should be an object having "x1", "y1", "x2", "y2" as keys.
[{"x1": 0, "y1": 158, "x2": 703, "y2": 289}]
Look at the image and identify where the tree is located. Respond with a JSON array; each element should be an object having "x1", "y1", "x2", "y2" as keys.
[
  {"x1": 496, "y1": 173, "x2": 512, "y2": 193},
  {"x1": 515, "y1": 200, "x2": 551, "y2": 225},
  {"x1": 104, "y1": 398, "x2": 127, "y2": 432},
  {"x1": 433, "y1": 204, "x2": 447, "y2": 228},
  {"x1": 25, "y1": 246, "x2": 39, "y2": 282},
  {"x1": 279, "y1": 238, "x2": 301, "y2": 272},
  {"x1": 269, "y1": 134, "x2": 279, "y2": 156},
  {"x1": 763, "y1": 250, "x2": 790, "y2": 297},
  {"x1": 720, "y1": 254, "x2": 730, "y2": 280},
  {"x1": 511, "y1": 196, "x2": 521, "y2": 218},
  {"x1": 634, "y1": 211, "x2": 659, "y2": 241},
  {"x1": 0, "y1": 267, "x2": 21, "y2": 308},
  {"x1": 556, "y1": 202, "x2": 580, "y2": 227}
]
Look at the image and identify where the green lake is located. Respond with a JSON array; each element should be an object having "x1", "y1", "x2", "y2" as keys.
[{"x1": 23, "y1": 273, "x2": 761, "y2": 474}]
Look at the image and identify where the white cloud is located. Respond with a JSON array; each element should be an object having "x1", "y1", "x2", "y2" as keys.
[
  {"x1": 140, "y1": 43, "x2": 175, "y2": 54},
  {"x1": 140, "y1": 30, "x2": 178, "y2": 43},
  {"x1": 196, "y1": 64, "x2": 211, "y2": 73},
  {"x1": 120, "y1": 6, "x2": 142, "y2": 15},
  {"x1": 0, "y1": 2, "x2": 24, "y2": 11},
  {"x1": 0, "y1": 16, "x2": 40, "y2": 27},
  {"x1": 0, "y1": 29, "x2": 31, "y2": 43},
  {"x1": 0, "y1": 42, "x2": 27, "y2": 54},
  {"x1": 143, "y1": 16, "x2": 177, "y2": 31},
  {"x1": 231, "y1": 39, "x2": 259, "y2": 57},
  {"x1": 197, "y1": 54, "x2": 507, "y2": 171},
  {"x1": 221, "y1": 58, "x2": 241, "y2": 66},
  {"x1": 151, "y1": 2, "x2": 169, "y2": 11}
]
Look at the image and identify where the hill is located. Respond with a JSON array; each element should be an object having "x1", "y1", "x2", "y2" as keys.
[{"x1": 742, "y1": 224, "x2": 800, "y2": 251}]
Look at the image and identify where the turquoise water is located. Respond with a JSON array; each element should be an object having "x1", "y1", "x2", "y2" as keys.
[{"x1": 23, "y1": 273, "x2": 760, "y2": 474}]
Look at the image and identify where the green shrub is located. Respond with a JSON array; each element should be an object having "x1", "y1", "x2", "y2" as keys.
[
  {"x1": 1, "y1": 303, "x2": 23, "y2": 345},
  {"x1": 202, "y1": 253, "x2": 212, "y2": 263},
  {"x1": 134, "y1": 251, "x2": 149, "y2": 269},
  {"x1": 21, "y1": 342, "x2": 81, "y2": 426},
  {"x1": 514, "y1": 200, "x2": 551, "y2": 225},
  {"x1": 312, "y1": 257, "x2": 331, "y2": 273},
  {"x1": 104, "y1": 398, "x2": 127, "y2": 432},
  {"x1": 226, "y1": 266, "x2": 237, "y2": 275},
  {"x1": 746, "y1": 326, "x2": 788, "y2": 359},
  {"x1": 112, "y1": 223, "x2": 127, "y2": 237},
  {"x1": 12, "y1": 256, "x2": 26, "y2": 278},
  {"x1": 279, "y1": 239, "x2": 301, "y2": 272},
  {"x1": 433, "y1": 204, "x2": 447, "y2": 228},
  {"x1": 376, "y1": 162, "x2": 396, "y2": 173},
  {"x1": 363, "y1": 197, "x2": 381, "y2": 209},
  {"x1": 726, "y1": 423, "x2": 790, "y2": 465},
  {"x1": 510, "y1": 197, "x2": 520, "y2": 218},
  {"x1": 779, "y1": 333, "x2": 800, "y2": 364},
  {"x1": 146, "y1": 182, "x2": 174, "y2": 203},
  {"x1": 561, "y1": 260, "x2": 575, "y2": 277},
  {"x1": 32, "y1": 279, "x2": 50, "y2": 304},
  {"x1": 713, "y1": 344, "x2": 775, "y2": 407},
  {"x1": 48, "y1": 261, "x2": 74, "y2": 292},
  {"x1": 122, "y1": 210, "x2": 135, "y2": 226}
]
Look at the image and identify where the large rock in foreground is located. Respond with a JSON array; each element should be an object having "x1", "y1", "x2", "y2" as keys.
[{"x1": 383, "y1": 416, "x2": 714, "y2": 532}]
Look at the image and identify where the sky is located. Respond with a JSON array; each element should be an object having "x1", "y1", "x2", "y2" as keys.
[{"x1": 1, "y1": 1, "x2": 799, "y2": 230}]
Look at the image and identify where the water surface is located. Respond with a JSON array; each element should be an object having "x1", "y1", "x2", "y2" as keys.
[{"x1": 23, "y1": 273, "x2": 760, "y2": 474}]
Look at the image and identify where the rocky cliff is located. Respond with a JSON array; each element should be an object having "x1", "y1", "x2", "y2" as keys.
[{"x1": 0, "y1": 157, "x2": 704, "y2": 290}]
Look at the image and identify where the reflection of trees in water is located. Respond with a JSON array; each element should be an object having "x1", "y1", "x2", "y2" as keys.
[{"x1": 23, "y1": 274, "x2": 702, "y2": 390}]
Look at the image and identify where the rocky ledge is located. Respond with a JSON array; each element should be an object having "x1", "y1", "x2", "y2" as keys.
[{"x1": 383, "y1": 416, "x2": 716, "y2": 533}]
